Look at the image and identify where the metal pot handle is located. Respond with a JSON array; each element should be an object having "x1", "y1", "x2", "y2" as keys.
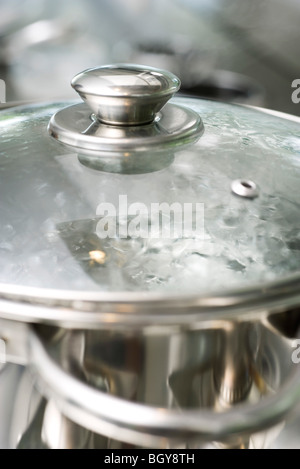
[{"x1": 28, "y1": 329, "x2": 300, "y2": 448}]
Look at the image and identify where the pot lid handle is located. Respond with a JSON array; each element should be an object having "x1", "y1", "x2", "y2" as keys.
[{"x1": 71, "y1": 64, "x2": 181, "y2": 126}]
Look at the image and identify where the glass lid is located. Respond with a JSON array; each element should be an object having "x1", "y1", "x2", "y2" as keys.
[{"x1": 0, "y1": 64, "x2": 300, "y2": 304}]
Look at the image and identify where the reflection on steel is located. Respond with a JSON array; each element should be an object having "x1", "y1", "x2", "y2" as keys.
[
  {"x1": 71, "y1": 64, "x2": 181, "y2": 126},
  {"x1": 49, "y1": 64, "x2": 204, "y2": 152},
  {"x1": 89, "y1": 250, "x2": 106, "y2": 265},
  {"x1": 231, "y1": 179, "x2": 259, "y2": 199}
]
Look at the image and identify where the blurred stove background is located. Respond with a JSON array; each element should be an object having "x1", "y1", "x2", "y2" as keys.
[{"x1": 0, "y1": 0, "x2": 300, "y2": 115}]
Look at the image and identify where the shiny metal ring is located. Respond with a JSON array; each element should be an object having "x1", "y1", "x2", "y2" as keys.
[{"x1": 28, "y1": 329, "x2": 300, "y2": 448}]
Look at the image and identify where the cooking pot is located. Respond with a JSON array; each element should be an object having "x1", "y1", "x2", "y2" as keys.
[{"x1": 1, "y1": 64, "x2": 300, "y2": 449}]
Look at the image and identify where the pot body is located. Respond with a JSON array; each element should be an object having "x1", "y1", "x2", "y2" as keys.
[{"x1": 0, "y1": 308, "x2": 299, "y2": 449}]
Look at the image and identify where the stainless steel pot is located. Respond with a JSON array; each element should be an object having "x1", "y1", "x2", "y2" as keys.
[{"x1": 0, "y1": 64, "x2": 300, "y2": 449}]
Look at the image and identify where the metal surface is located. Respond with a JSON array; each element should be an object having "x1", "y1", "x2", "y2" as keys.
[
  {"x1": 49, "y1": 64, "x2": 203, "y2": 151},
  {"x1": 0, "y1": 319, "x2": 29, "y2": 365},
  {"x1": 24, "y1": 323, "x2": 300, "y2": 448},
  {"x1": 231, "y1": 179, "x2": 259, "y2": 199},
  {"x1": 1, "y1": 279, "x2": 300, "y2": 329},
  {"x1": 71, "y1": 64, "x2": 181, "y2": 126},
  {"x1": 48, "y1": 102, "x2": 203, "y2": 152},
  {"x1": 0, "y1": 312, "x2": 299, "y2": 449},
  {"x1": 214, "y1": 323, "x2": 253, "y2": 405}
]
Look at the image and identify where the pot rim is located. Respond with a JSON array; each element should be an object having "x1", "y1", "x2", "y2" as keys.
[{"x1": 0, "y1": 271, "x2": 300, "y2": 328}]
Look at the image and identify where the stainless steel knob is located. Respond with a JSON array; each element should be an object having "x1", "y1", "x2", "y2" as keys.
[
  {"x1": 49, "y1": 63, "x2": 203, "y2": 151},
  {"x1": 71, "y1": 64, "x2": 181, "y2": 126}
]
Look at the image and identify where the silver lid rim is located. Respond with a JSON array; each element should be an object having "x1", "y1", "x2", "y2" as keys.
[{"x1": 0, "y1": 271, "x2": 300, "y2": 328}]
